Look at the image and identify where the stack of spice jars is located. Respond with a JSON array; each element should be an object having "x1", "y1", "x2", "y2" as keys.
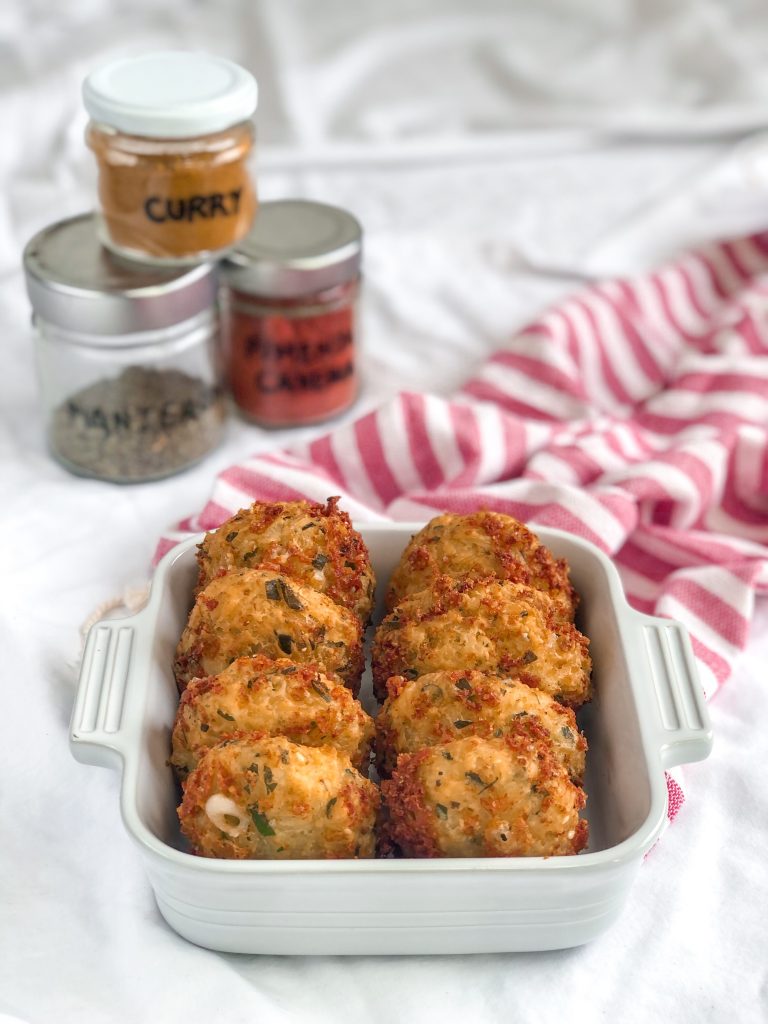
[{"x1": 22, "y1": 51, "x2": 362, "y2": 483}]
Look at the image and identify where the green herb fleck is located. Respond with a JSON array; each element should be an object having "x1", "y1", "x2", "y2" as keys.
[
  {"x1": 435, "y1": 803, "x2": 448, "y2": 820},
  {"x1": 282, "y1": 665, "x2": 297, "y2": 674},
  {"x1": 311, "y1": 679, "x2": 332, "y2": 703},
  {"x1": 521, "y1": 650, "x2": 538, "y2": 665},
  {"x1": 279, "y1": 580, "x2": 303, "y2": 610},
  {"x1": 263, "y1": 766, "x2": 277, "y2": 794},
  {"x1": 200, "y1": 723, "x2": 209, "y2": 733},
  {"x1": 277, "y1": 633, "x2": 293, "y2": 655},
  {"x1": 265, "y1": 579, "x2": 282, "y2": 601},
  {"x1": 301, "y1": 522, "x2": 315, "y2": 530},
  {"x1": 455, "y1": 677, "x2": 471, "y2": 691},
  {"x1": 453, "y1": 719, "x2": 472, "y2": 729},
  {"x1": 280, "y1": 750, "x2": 290, "y2": 764},
  {"x1": 326, "y1": 797, "x2": 338, "y2": 818},
  {"x1": 217, "y1": 709, "x2": 235, "y2": 722},
  {"x1": 466, "y1": 771, "x2": 499, "y2": 794},
  {"x1": 312, "y1": 553, "x2": 328, "y2": 570},
  {"x1": 248, "y1": 762, "x2": 260, "y2": 776},
  {"x1": 249, "y1": 805, "x2": 276, "y2": 836},
  {"x1": 223, "y1": 813, "x2": 240, "y2": 827},
  {"x1": 561, "y1": 725, "x2": 574, "y2": 741},
  {"x1": 403, "y1": 668, "x2": 419, "y2": 680},
  {"x1": 344, "y1": 560, "x2": 356, "y2": 569},
  {"x1": 225, "y1": 531, "x2": 238, "y2": 543},
  {"x1": 441, "y1": 751, "x2": 453, "y2": 761},
  {"x1": 513, "y1": 711, "x2": 529, "y2": 719}
]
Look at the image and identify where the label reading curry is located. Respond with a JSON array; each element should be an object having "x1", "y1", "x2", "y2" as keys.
[{"x1": 144, "y1": 190, "x2": 242, "y2": 223}]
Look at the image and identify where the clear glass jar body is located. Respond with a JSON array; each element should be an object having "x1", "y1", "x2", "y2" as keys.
[
  {"x1": 33, "y1": 309, "x2": 226, "y2": 482},
  {"x1": 224, "y1": 279, "x2": 359, "y2": 428},
  {"x1": 86, "y1": 121, "x2": 257, "y2": 265}
]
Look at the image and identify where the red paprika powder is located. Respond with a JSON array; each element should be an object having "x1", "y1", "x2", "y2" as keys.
[{"x1": 222, "y1": 200, "x2": 361, "y2": 427}]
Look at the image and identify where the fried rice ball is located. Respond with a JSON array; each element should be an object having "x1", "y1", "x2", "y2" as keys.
[
  {"x1": 178, "y1": 734, "x2": 379, "y2": 860},
  {"x1": 386, "y1": 511, "x2": 576, "y2": 621},
  {"x1": 371, "y1": 576, "x2": 591, "y2": 705},
  {"x1": 196, "y1": 497, "x2": 376, "y2": 623},
  {"x1": 379, "y1": 734, "x2": 588, "y2": 858},
  {"x1": 174, "y1": 569, "x2": 364, "y2": 695},
  {"x1": 376, "y1": 670, "x2": 587, "y2": 781},
  {"x1": 171, "y1": 656, "x2": 375, "y2": 780}
]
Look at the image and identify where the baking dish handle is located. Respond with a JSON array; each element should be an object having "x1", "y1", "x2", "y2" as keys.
[
  {"x1": 70, "y1": 617, "x2": 140, "y2": 771},
  {"x1": 633, "y1": 613, "x2": 713, "y2": 769}
]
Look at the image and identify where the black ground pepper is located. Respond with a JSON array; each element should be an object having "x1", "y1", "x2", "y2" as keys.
[{"x1": 50, "y1": 365, "x2": 226, "y2": 482}]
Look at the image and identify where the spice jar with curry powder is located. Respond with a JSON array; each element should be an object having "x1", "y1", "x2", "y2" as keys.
[
  {"x1": 221, "y1": 200, "x2": 362, "y2": 428},
  {"x1": 83, "y1": 52, "x2": 258, "y2": 265}
]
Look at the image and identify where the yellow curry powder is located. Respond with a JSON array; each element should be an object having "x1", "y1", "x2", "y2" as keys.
[{"x1": 87, "y1": 123, "x2": 257, "y2": 262}]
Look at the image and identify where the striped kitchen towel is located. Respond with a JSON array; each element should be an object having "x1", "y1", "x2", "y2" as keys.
[{"x1": 160, "y1": 232, "x2": 768, "y2": 823}]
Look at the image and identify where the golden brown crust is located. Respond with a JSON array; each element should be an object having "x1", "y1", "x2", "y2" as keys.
[
  {"x1": 174, "y1": 569, "x2": 364, "y2": 695},
  {"x1": 376, "y1": 669, "x2": 587, "y2": 780},
  {"x1": 371, "y1": 575, "x2": 591, "y2": 705},
  {"x1": 195, "y1": 497, "x2": 376, "y2": 622},
  {"x1": 171, "y1": 656, "x2": 374, "y2": 779},
  {"x1": 386, "y1": 511, "x2": 576, "y2": 620},
  {"x1": 178, "y1": 734, "x2": 380, "y2": 860},
  {"x1": 379, "y1": 734, "x2": 588, "y2": 859}
]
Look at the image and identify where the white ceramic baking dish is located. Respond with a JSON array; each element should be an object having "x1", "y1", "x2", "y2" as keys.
[{"x1": 70, "y1": 523, "x2": 712, "y2": 955}]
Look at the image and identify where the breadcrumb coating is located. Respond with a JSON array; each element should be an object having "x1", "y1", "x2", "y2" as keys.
[
  {"x1": 171, "y1": 656, "x2": 374, "y2": 779},
  {"x1": 174, "y1": 569, "x2": 364, "y2": 695},
  {"x1": 379, "y1": 734, "x2": 588, "y2": 858},
  {"x1": 196, "y1": 497, "x2": 375, "y2": 622},
  {"x1": 376, "y1": 669, "x2": 586, "y2": 780},
  {"x1": 386, "y1": 511, "x2": 576, "y2": 621},
  {"x1": 178, "y1": 734, "x2": 379, "y2": 860},
  {"x1": 371, "y1": 575, "x2": 591, "y2": 706}
]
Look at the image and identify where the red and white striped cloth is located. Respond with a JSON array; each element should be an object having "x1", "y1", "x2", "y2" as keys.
[{"x1": 159, "y1": 232, "x2": 768, "y2": 825}]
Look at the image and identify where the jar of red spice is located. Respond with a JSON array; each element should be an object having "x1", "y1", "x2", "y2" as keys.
[{"x1": 221, "y1": 199, "x2": 361, "y2": 427}]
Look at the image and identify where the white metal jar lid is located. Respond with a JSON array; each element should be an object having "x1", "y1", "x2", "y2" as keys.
[
  {"x1": 23, "y1": 213, "x2": 217, "y2": 338},
  {"x1": 221, "y1": 199, "x2": 363, "y2": 299},
  {"x1": 82, "y1": 51, "x2": 258, "y2": 138}
]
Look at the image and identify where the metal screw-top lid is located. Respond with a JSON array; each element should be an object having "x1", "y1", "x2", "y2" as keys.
[
  {"x1": 23, "y1": 213, "x2": 217, "y2": 338},
  {"x1": 221, "y1": 199, "x2": 362, "y2": 298}
]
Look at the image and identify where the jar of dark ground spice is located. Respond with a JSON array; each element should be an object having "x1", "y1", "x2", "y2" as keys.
[
  {"x1": 23, "y1": 213, "x2": 226, "y2": 482},
  {"x1": 221, "y1": 199, "x2": 361, "y2": 427}
]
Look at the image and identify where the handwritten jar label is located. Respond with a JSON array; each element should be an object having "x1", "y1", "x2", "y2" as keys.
[{"x1": 228, "y1": 300, "x2": 357, "y2": 427}]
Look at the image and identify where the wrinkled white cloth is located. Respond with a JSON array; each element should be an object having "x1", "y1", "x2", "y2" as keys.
[{"x1": 1, "y1": 2, "x2": 768, "y2": 1022}]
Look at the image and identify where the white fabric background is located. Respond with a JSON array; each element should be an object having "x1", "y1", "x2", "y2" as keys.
[{"x1": 1, "y1": 2, "x2": 767, "y2": 1021}]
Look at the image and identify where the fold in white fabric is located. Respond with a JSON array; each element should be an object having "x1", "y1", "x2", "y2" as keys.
[{"x1": 2, "y1": 3, "x2": 768, "y2": 1022}]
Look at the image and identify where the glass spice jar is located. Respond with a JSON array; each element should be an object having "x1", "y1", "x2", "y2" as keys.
[
  {"x1": 221, "y1": 199, "x2": 362, "y2": 427},
  {"x1": 83, "y1": 51, "x2": 258, "y2": 265},
  {"x1": 23, "y1": 213, "x2": 226, "y2": 482}
]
